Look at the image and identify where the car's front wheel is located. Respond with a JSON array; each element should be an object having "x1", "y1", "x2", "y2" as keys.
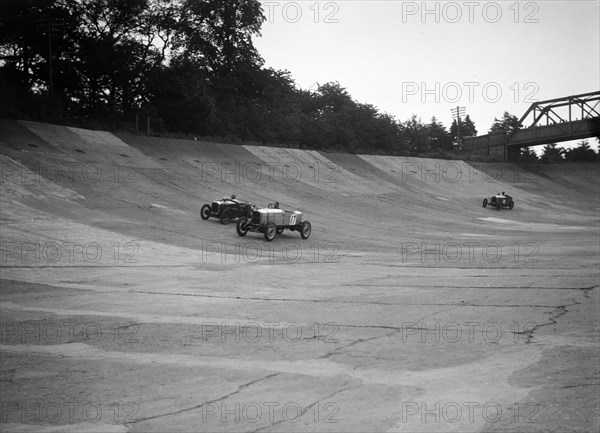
[
  {"x1": 300, "y1": 221, "x2": 312, "y2": 239},
  {"x1": 236, "y1": 218, "x2": 249, "y2": 236},
  {"x1": 482, "y1": 199, "x2": 488, "y2": 208},
  {"x1": 509, "y1": 201, "x2": 514, "y2": 210},
  {"x1": 264, "y1": 223, "x2": 277, "y2": 241},
  {"x1": 200, "y1": 204, "x2": 210, "y2": 220}
]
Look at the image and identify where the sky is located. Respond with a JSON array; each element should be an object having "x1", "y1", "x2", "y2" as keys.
[{"x1": 253, "y1": 0, "x2": 600, "y2": 150}]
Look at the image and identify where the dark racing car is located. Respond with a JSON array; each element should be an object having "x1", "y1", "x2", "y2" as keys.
[
  {"x1": 201, "y1": 195, "x2": 252, "y2": 224},
  {"x1": 483, "y1": 193, "x2": 514, "y2": 211}
]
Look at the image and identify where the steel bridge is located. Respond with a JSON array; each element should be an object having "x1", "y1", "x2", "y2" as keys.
[{"x1": 462, "y1": 91, "x2": 600, "y2": 161}]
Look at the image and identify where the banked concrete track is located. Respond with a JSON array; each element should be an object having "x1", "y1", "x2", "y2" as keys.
[{"x1": 1, "y1": 119, "x2": 598, "y2": 432}]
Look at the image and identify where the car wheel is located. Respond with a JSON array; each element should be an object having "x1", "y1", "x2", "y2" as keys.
[
  {"x1": 482, "y1": 199, "x2": 488, "y2": 208},
  {"x1": 220, "y1": 209, "x2": 232, "y2": 225},
  {"x1": 276, "y1": 227, "x2": 285, "y2": 235},
  {"x1": 509, "y1": 201, "x2": 514, "y2": 210},
  {"x1": 236, "y1": 218, "x2": 249, "y2": 236},
  {"x1": 200, "y1": 204, "x2": 210, "y2": 220},
  {"x1": 264, "y1": 223, "x2": 276, "y2": 241},
  {"x1": 300, "y1": 221, "x2": 312, "y2": 239},
  {"x1": 496, "y1": 203, "x2": 501, "y2": 211}
]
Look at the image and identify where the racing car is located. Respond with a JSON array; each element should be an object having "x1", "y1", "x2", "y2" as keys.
[
  {"x1": 483, "y1": 193, "x2": 514, "y2": 210},
  {"x1": 200, "y1": 195, "x2": 252, "y2": 224},
  {"x1": 236, "y1": 202, "x2": 312, "y2": 241}
]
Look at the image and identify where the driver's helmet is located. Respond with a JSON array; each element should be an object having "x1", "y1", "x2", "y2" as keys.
[
  {"x1": 231, "y1": 194, "x2": 236, "y2": 200},
  {"x1": 274, "y1": 202, "x2": 279, "y2": 209}
]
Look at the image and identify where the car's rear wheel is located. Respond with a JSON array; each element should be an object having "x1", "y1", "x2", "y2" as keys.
[
  {"x1": 264, "y1": 223, "x2": 276, "y2": 241},
  {"x1": 300, "y1": 221, "x2": 312, "y2": 239},
  {"x1": 236, "y1": 218, "x2": 249, "y2": 236},
  {"x1": 220, "y1": 209, "x2": 232, "y2": 224},
  {"x1": 482, "y1": 199, "x2": 488, "y2": 208},
  {"x1": 200, "y1": 204, "x2": 210, "y2": 220}
]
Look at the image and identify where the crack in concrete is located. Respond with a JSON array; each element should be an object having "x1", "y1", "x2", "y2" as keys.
[
  {"x1": 125, "y1": 372, "x2": 279, "y2": 425},
  {"x1": 561, "y1": 383, "x2": 600, "y2": 389},
  {"x1": 249, "y1": 383, "x2": 362, "y2": 433},
  {"x1": 342, "y1": 284, "x2": 598, "y2": 289},
  {"x1": 319, "y1": 305, "x2": 466, "y2": 359},
  {"x1": 0, "y1": 265, "x2": 191, "y2": 268},
  {"x1": 126, "y1": 289, "x2": 593, "y2": 308},
  {"x1": 363, "y1": 264, "x2": 591, "y2": 270},
  {"x1": 318, "y1": 329, "x2": 400, "y2": 360},
  {"x1": 509, "y1": 294, "x2": 590, "y2": 343}
]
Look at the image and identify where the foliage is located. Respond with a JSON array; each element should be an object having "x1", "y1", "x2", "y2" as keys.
[
  {"x1": 427, "y1": 117, "x2": 451, "y2": 152},
  {"x1": 449, "y1": 114, "x2": 477, "y2": 146},
  {"x1": 8, "y1": 0, "x2": 581, "y2": 158},
  {"x1": 490, "y1": 111, "x2": 520, "y2": 133},
  {"x1": 540, "y1": 143, "x2": 565, "y2": 163},
  {"x1": 520, "y1": 147, "x2": 538, "y2": 162},
  {"x1": 563, "y1": 140, "x2": 598, "y2": 162}
]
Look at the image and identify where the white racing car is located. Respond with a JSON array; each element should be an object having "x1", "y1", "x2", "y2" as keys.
[{"x1": 236, "y1": 202, "x2": 312, "y2": 241}]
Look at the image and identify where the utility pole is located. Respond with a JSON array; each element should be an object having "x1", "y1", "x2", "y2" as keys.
[
  {"x1": 37, "y1": 13, "x2": 65, "y2": 118},
  {"x1": 47, "y1": 18, "x2": 54, "y2": 97},
  {"x1": 451, "y1": 106, "x2": 466, "y2": 150},
  {"x1": 37, "y1": 15, "x2": 63, "y2": 97}
]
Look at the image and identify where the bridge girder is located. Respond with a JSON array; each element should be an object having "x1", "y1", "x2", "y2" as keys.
[
  {"x1": 463, "y1": 91, "x2": 600, "y2": 161},
  {"x1": 514, "y1": 91, "x2": 600, "y2": 131}
]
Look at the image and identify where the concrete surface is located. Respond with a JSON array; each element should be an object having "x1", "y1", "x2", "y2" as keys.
[{"x1": 0, "y1": 119, "x2": 598, "y2": 432}]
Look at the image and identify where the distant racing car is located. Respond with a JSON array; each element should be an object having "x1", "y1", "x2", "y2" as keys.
[
  {"x1": 201, "y1": 195, "x2": 252, "y2": 224},
  {"x1": 483, "y1": 193, "x2": 514, "y2": 210},
  {"x1": 236, "y1": 202, "x2": 312, "y2": 241}
]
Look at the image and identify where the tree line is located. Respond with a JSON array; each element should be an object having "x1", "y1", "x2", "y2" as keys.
[{"x1": 1, "y1": 0, "x2": 597, "y2": 160}]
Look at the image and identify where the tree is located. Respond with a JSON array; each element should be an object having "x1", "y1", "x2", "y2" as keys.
[
  {"x1": 173, "y1": 0, "x2": 265, "y2": 77},
  {"x1": 490, "y1": 111, "x2": 520, "y2": 133},
  {"x1": 310, "y1": 82, "x2": 357, "y2": 150},
  {"x1": 400, "y1": 115, "x2": 429, "y2": 154},
  {"x1": 462, "y1": 115, "x2": 477, "y2": 137},
  {"x1": 0, "y1": 0, "x2": 265, "y2": 125},
  {"x1": 426, "y1": 117, "x2": 450, "y2": 151},
  {"x1": 449, "y1": 114, "x2": 477, "y2": 146},
  {"x1": 72, "y1": 0, "x2": 179, "y2": 120},
  {"x1": 0, "y1": 0, "x2": 80, "y2": 117},
  {"x1": 520, "y1": 147, "x2": 538, "y2": 162},
  {"x1": 563, "y1": 140, "x2": 598, "y2": 162},
  {"x1": 146, "y1": 56, "x2": 216, "y2": 135},
  {"x1": 540, "y1": 143, "x2": 564, "y2": 163},
  {"x1": 315, "y1": 82, "x2": 353, "y2": 113}
]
